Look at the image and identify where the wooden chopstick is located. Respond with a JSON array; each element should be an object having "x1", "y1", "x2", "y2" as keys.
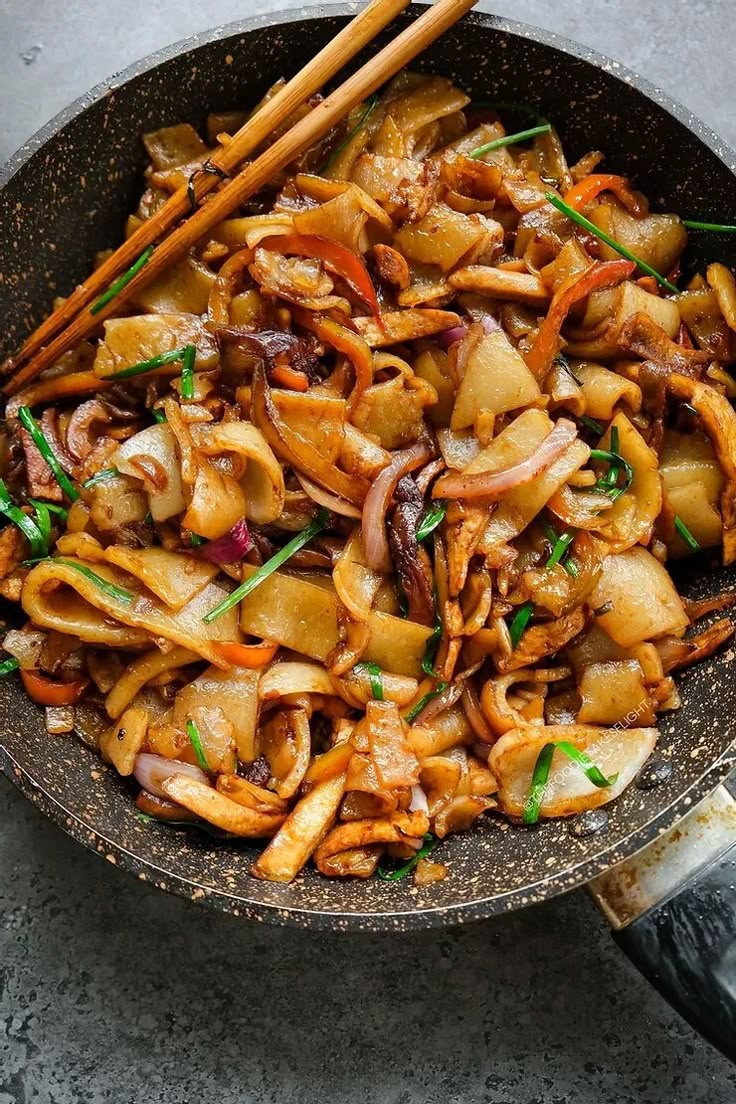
[
  {"x1": 4, "y1": 0, "x2": 410, "y2": 382},
  {"x1": 6, "y1": 0, "x2": 477, "y2": 394}
]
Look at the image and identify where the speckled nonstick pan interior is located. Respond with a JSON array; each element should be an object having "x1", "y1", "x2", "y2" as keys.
[{"x1": 1, "y1": 5, "x2": 736, "y2": 929}]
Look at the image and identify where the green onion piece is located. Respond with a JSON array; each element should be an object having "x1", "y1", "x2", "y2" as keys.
[
  {"x1": 565, "y1": 558, "x2": 579, "y2": 578},
  {"x1": 523, "y1": 740, "x2": 618, "y2": 824},
  {"x1": 17, "y1": 407, "x2": 79, "y2": 501},
  {"x1": 682, "y1": 220, "x2": 736, "y2": 233},
  {"x1": 82, "y1": 467, "x2": 119, "y2": 489},
  {"x1": 0, "y1": 656, "x2": 20, "y2": 676},
  {"x1": 469, "y1": 123, "x2": 552, "y2": 160},
  {"x1": 190, "y1": 533, "x2": 205, "y2": 548},
  {"x1": 545, "y1": 529, "x2": 575, "y2": 569},
  {"x1": 101, "y1": 346, "x2": 192, "y2": 381},
  {"x1": 544, "y1": 191, "x2": 679, "y2": 294},
  {"x1": 522, "y1": 743, "x2": 556, "y2": 824},
  {"x1": 580, "y1": 415, "x2": 604, "y2": 435},
  {"x1": 355, "y1": 661, "x2": 384, "y2": 701},
  {"x1": 589, "y1": 447, "x2": 634, "y2": 501},
  {"x1": 152, "y1": 408, "x2": 167, "y2": 423},
  {"x1": 377, "y1": 832, "x2": 437, "y2": 881},
  {"x1": 203, "y1": 508, "x2": 328, "y2": 624},
  {"x1": 674, "y1": 515, "x2": 701, "y2": 553},
  {"x1": 90, "y1": 245, "x2": 154, "y2": 315},
  {"x1": 55, "y1": 558, "x2": 135, "y2": 604},
  {"x1": 509, "y1": 602, "x2": 534, "y2": 649},
  {"x1": 29, "y1": 501, "x2": 51, "y2": 549},
  {"x1": 421, "y1": 614, "x2": 442, "y2": 678},
  {"x1": 0, "y1": 479, "x2": 47, "y2": 558},
  {"x1": 603, "y1": 425, "x2": 621, "y2": 489},
  {"x1": 186, "y1": 718, "x2": 210, "y2": 773},
  {"x1": 179, "y1": 344, "x2": 196, "y2": 400},
  {"x1": 416, "y1": 500, "x2": 447, "y2": 542},
  {"x1": 322, "y1": 95, "x2": 379, "y2": 172},
  {"x1": 30, "y1": 499, "x2": 68, "y2": 519},
  {"x1": 404, "y1": 683, "x2": 448, "y2": 725}
]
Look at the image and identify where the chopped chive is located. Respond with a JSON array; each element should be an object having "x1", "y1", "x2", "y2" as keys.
[
  {"x1": 565, "y1": 558, "x2": 580, "y2": 578},
  {"x1": 682, "y1": 220, "x2": 736, "y2": 233},
  {"x1": 509, "y1": 602, "x2": 534, "y2": 648},
  {"x1": 674, "y1": 515, "x2": 701, "y2": 553},
  {"x1": 202, "y1": 508, "x2": 328, "y2": 623},
  {"x1": 416, "y1": 501, "x2": 447, "y2": 542},
  {"x1": 604, "y1": 425, "x2": 621, "y2": 489},
  {"x1": 544, "y1": 191, "x2": 679, "y2": 294},
  {"x1": 17, "y1": 407, "x2": 79, "y2": 501},
  {"x1": 589, "y1": 447, "x2": 634, "y2": 501},
  {"x1": 82, "y1": 467, "x2": 119, "y2": 489},
  {"x1": 55, "y1": 558, "x2": 135, "y2": 604},
  {"x1": 421, "y1": 612, "x2": 442, "y2": 678},
  {"x1": 29, "y1": 501, "x2": 51, "y2": 549},
  {"x1": 179, "y1": 344, "x2": 196, "y2": 400},
  {"x1": 102, "y1": 346, "x2": 194, "y2": 381},
  {"x1": 377, "y1": 832, "x2": 437, "y2": 881},
  {"x1": 545, "y1": 528, "x2": 575, "y2": 569},
  {"x1": 469, "y1": 123, "x2": 552, "y2": 159},
  {"x1": 523, "y1": 741, "x2": 618, "y2": 824},
  {"x1": 90, "y1": 245, "x2": 154, "y2": 315},
  {"x1": 580, "y1": 415, "x2": 605, "y2": 435},
  {"x1": 152, "y1": 408, "x2": 167, "y2": 424},
  {"x1": 404, "y1": 683, "x2": 448, "y2": 725},
  {"x1": 190, "y1": 533, "x2": 205, "y2": 548},
  {"x1": 186, "y1": 718, "x2": 210, "y2": 773},
  {"x1": 30, "y1": 499, "x2": 68, "y2": 520},
  {"x1": 0, "y1": 479, "x2": 47, "y2": 558},
  {"x1": 355, "y1": 661, "x2": 384, "y2": 701},
  {"x1": 322, "y1": 94, "x2": 379, "y2": 171},
  {"x1": 0, "y1": 656, "x2": 19, "y2": 676},
  {"x1": 522, "y1": 743, "x2": 555, "y2": 824}
]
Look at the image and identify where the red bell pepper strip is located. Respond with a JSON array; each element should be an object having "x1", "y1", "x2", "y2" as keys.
[
  {"x1": 261, "y1": 233, "x2": 381, "y2": 320},
  {"x1": 564, "y1": 173, "x2": 645, "y2": 215},
  {"x1": 20, "y1": 668, "x2": 89, "y2": 706},
  {"x1": 291, "y1": 305, "x2": 373, "y2": 411}
]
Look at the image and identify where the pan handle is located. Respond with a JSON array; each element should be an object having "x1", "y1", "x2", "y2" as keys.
[{"x1": 588, "y1": 782, "x2": 736, "y2": 1062}]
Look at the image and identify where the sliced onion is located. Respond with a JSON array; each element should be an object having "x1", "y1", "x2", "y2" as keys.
[
  {"x1": 2, "y1": 627, "x2": 46, "y2": 670},
  {"x1": 114, "y1": 424, "x2": 185, "y2": 522},
  {"x1": 437, "y1": 324, "x2": 468, "y2": 349},
  {"x1": 362, "y1": 440, "x2": 433, "y2": 571},
  {"x1": 434, "y1": 419, "x2": 579, "y2": 501},
  {"x1": 409, "y1": 784, "x2": 429, "y2": 814},
  {"x1": 133, "y1": 753, "x2": 210, "y2": 799},
  {"x1": 199, "y1": 517, "x2": 253, "y2": 564},
  {"x1": 461, "y1": 682, "x2": 495, "y2": 744},
  {"x1": 295, "y1": 472, "x2": 362, "y2": 519}
]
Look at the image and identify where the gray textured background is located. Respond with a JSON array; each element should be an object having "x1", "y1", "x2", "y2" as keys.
[{"x1": 1, "y1": 2, "x2": 735, "y2": 1101}]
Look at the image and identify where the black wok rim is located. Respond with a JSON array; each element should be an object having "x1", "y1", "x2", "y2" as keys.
[{"x1": 1, "y1": 3, "x2": 735, "y2": 929}]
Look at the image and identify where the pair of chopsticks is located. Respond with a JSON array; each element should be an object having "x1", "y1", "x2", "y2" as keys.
[{"x1": 4, "y1": 0, "x2": 478, "y2": 395}]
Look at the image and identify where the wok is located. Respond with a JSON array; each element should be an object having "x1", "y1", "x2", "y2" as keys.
[{"x1": 1, "y1": 2, "x2": 735, "y2": 1060}]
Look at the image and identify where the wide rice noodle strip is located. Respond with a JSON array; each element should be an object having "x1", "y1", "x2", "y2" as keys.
[
  {"x1": 251, "y1": 767, "x2": 350, "y2": 883},
  {"x1": 597, "y1": 412, "x2": 662, "y2": 552},
  {"x1": 251, "y1": 365, "x2": 369, "y2": 506},
  {"x1": 577, "y1": 659, "x2": 656, "y2": 726},
  {"x1": 5, "y1": 370, "x2": 112, "y2": 420},
  {"x1": 172, "y1": 664, "x2": 260, "y2": 762},
  {"x1": 161, "y1": 775, "x2": 284, "y2": 837},
  {"x1": 314, "y1": 811, "x2": 430, "y2": 865},
  {"x1": 106, "y1": 644, "x2": 200, "y2": 719},
  {"x1": 238, "y1": 565, "x2": 432, "y2": 678},
  {"x1": 114, "y1": 424, "x2": 186, "y2": 523},
  {"x1": 667, "y1": 373, "x2": 736, "y2": 563},
  {"x1": 489, "y1": 724, "x2": 658, "y2": 818},
  {"x1": 92, "y1": 314, "x2": 219, "y2": 379},
  {"x1": 189, "y1": 421, "x2": 285, "y2": 524},
  {"x1": 104, "y1": 547, "x2": 219, "y2": 611},
  {"x1": 573, "y1": 362, "x2": 642, "y2": 420},
  {"x1": 333, "y1": 528, "x2": 383, "y2": 622},
  {"x1": 22, "y1": 559, "x2": 241, "y2": 666},
  {"x1": 259, "y1": 661, "x2": 336, "y2": 702},
  {"x1": 450, "y1": 328, "x2": 541, "y2": 430},
  {"x1": 590, "y1": 548, "x2": 689, "y2": 647}
]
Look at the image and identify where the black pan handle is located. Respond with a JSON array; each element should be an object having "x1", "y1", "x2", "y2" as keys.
[{"x1": 589, "y1": 782, "x2": 736, "y2": 1062}]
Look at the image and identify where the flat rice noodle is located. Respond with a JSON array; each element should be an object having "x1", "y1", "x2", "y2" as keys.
[
  {"x1": 93, "y1": 314, "x2": 218, "y2": 378},
  {"x1": 351, "y1": 154, "x2": 426, "y2": 203},
  {"x1": 333, "y1": 529, "x2": 383, "y2": 622},
  {"x1": 597, "y1": 412, "x2": 662, "y2": 552},
  {"x1": 313, "y1": 810, "x2": 430, "y2": 864},
  {"x1": 260, "y1": 707, "x2": 312, "y2": 799},
  {"x1": 238, "y1": 565, "x2": 432, "y2": 677},
  {"x1": 354, "y1": 309, "x2": 460, "y2": 348},
  {"x1": 365, "y1": 699, "x2": 420, "y2": 788},
  {"x1": 434, "y1": 794, "x2": 492, "y2": 837},
  {"x1": 490, "y1": 723, "x2": 658, "y2": 818},
  {"x1": 566, "y1": 622, "x2": 634, "y2": 674},
  {"x1": 315, "y1": 847, "x2": 381, "y2": 878},
  {"x1": 449, "y1": 266, "x2": 550, "y2": 305},
  {"x1": 114, "y1": 424, "x2": 186, "y2": 522},
  {"x1": 572, "y1": 361, "x2": 641, "y2": 419},
  {"x1": 269, "y1": 390, "x2": 346, "y2": 463},
  {"x1": 100, "y1": 706, "x2": 149, "y2": 776},
  {"x1": 131, "y1": 254, "x2": 215, "y2": 315},
  {"x1": 451, "y1": 327, "x2": 541, "y2": 429},
  {"x1": 590, "y1": 204, "x2": 687, "y2": 276},
  {"x1": 259, "y1": 660, "x2": 336, "y2": 702},
  {"x1": 437, "y1": 427, "x2": 481, "y2": 470},
  {"x1": 251, "y1": 768, "x2": 348, "y2": 882},
  {"x1": 293, "y1": 189, "x2": 369, "y2": 254},
  {"x1": 338, "y1": 666, "x2": 418, "y2": 708},
  {"x1": 172, "y1": 664, "x2": 260, "y2": 762},
  {"x1": 393, "y1": 203, "x2": 489, "y2": 272},
  {"x1": 577, "y1": 659, "x2": 656, "y2": 726},
  {"x1": 190, "y1": 420, "x2": 285, "y2": 524},
  {"x1": 480, "y1": 667, "x2": 569, "y2": 737},
  {"x1": 666, "y1": 482, "x2": 723, "y2": 553},
  {"x1": 216, "y1": 776, "x2": 288, "y2": 814},
  {"x1": 182, "y1": 457, "x2": 246, "y2": 540},
  {"x1": 413, "y1": 348, "x2": 455, "y2": 427},
  {"x1": 385, "y1": 74, "x2": 469, "y2": 152},
  {"x1": 103, "y1": 546, "x2": 219, "y2": 611},
  {"x1": 161, "y1": 775, "x2": 284, "y2": 837},
  {"x1": 22, "y1": 558, "x2": 241, "y2": 665},
  {"x1": 666, "y1": 373, "x2": 736, "y2": 562},
  {"x1": 294, "y1": 174, "x2": 395, "y2": 234},
  {"x1": 590, "y1": 547, "x2": 688, "y2": 647},
  {"x1": 351, "y1": 373, "x2": 430, "y2": 449},
  {"x1": 106, "y1": 645, "x2": 200, "y2": 719},
  {"x1": 210, "y1": 213, "x2": 294, "y2": 250},
  {"x1": 143, "y1": 123, "x2": 208, "y2": 171},
  {"x1": 571, "y1": 281, "x2": 680, "y2": 359},
  {"x1": 408, "y1": 703, "x2": 473, "y2": 758},
  {"x1": 339, "y1": 424, "x2": 392, "y2": 480}
]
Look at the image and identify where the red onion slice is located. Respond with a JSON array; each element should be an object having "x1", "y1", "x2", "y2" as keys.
[
  {"x1": 437, "y1": 324, "x2": 468, "y2": 349},
  {"x1": 434, "y1": 419, "x2": 579, "y2": 501},
  {"x1": 362, "y1": 441, "x2": 433, "y2": 571},
  {"x1": 295, "y1": 472, "x2": 362, "y2": 519},
  {"x1": 199, "y1": 517, "x2": 252, "y2": 563},
  {"x1": 133, "y1": 753, "x2": 210, "y2": 799}
]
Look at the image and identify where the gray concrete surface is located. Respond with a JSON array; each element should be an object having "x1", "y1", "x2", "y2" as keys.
[{"x1": 1, "y1": 1, "x2": 736, "y2": 1101}]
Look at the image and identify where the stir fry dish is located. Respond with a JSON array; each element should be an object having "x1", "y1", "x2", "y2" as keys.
[{"x1": 3, "y1": 70, "x2": 736, "y2": 886}]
